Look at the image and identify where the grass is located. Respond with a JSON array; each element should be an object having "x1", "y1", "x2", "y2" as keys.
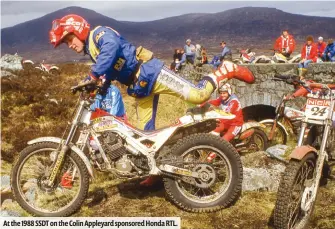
[{"x1": 1, "y1": 63, "x2": 334, "y2": 228}]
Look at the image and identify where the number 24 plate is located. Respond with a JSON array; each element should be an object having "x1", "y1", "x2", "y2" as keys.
[{"x1": 305, "y1": 98, "x2": 330, "y2": 120}]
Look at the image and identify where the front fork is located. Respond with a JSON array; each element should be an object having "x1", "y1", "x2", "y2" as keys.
[
  {"x1": 301, "y1": 123, "x2": 329, "y2": 212},
  {"x1": 47, "y1": 101, "x2": 86, "y2": 186}
]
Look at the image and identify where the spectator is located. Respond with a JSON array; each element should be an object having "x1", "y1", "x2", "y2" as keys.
[
  {"x1": 317, "y1": 36, "x2": 327, "y2": 58},
  {"x1": 201, "y1": 48, "x2": 208, "y2": 64},
  {"x1": 219, "y1": 41, "x2": 232, "y2": 61},
  {"x1": 298, "y1": 35, "x2": 318, "y2": 79},
  {"x1": 323, "y1": 39, "x2": 335, "y2": 62},
  {"x1": 175, "y1": 39, "x2": 196, "y2": 71},
  {"x1": 274, "y1": 30, "x2": 296, "y2": 58},
  {"x1": 170, "y1": 48, "x2": 181, "y2": 71},
  {"x1": 212, "y1": 41, "x2": 232, "y2": 68}
]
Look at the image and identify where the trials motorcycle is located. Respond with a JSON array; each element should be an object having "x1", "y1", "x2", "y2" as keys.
[
  {"x1": 233, "y1": 49, "x2": 273, "y2": 64},
  {"x1": 272, "y1": 50, "x2": 302, "y2": 64},
  {"x1": 274, "y1": 79, "x2": 335, "y2": 229},
  {"x1": 260, "y1": 76, "x2": 307, "y2": 147},
  {"x1": 11, "y1": 81, "x2": 243, "y2": 216}
]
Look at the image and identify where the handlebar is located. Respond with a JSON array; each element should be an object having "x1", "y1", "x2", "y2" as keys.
[
  {"x1": 308, "y1": 83, "x2": 335, "y2": 90},
  {"x1": 273, "y1": 75, "x2": 335, "y2": 94},
  {"x1": 70, "y1": 80, "x2": 99, "y2": 94}
]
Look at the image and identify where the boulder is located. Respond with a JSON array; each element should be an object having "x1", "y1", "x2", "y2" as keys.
[
  {"x1": 242, "y1": 151, "x2": 286, "y2": 192},
  {"x1": 1, "y1": 54, "x2": 23, "y2": 71}
]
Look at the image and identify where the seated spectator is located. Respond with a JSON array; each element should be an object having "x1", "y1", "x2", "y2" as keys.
[
  {"x1": 323, "y1": 39, "x2": 335, "y2": 62},
  {"x1": 170, "y1": 48, "x2": 182, "y2": 71},
  {"x1": 219, "y1": 41, "x2": 232, "y2": 61},
  {"x1": 212, "y1": 41, "x2": 232, "y2": 68},
  {"x1": 201, "y1": 48, "x2": 208, "y2": 64},
  {"x1": 175, "y1": 39, "x2": 196, "y2": 71},
  {"x1": 298, "y1": 35, "x2": 318, "y2": 78},
  {"x1": 209, "y1": 55, "x2": 220, "y2": 66},
  {"x1": 274, "y1": 30, "x2": 296, "y2": 58},
  {"x1": 317, "y1": 37, "x2": 327, "y2": 58}
]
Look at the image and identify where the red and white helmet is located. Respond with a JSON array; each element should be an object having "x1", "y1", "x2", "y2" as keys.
[
  {"x1": 49, "y1": 14, "x2": 90, "y2": 48},
  {"x1": 219, "y1": 83, "x2": 232, "y2": 95}
]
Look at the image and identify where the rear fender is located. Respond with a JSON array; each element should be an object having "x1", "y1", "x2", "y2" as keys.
[
  {"x1": 27, "y1": 137, "x2": 94, "y2": 178},
  {"x1": 289, "y1": 145, "x2": 318, "y2": 160},
  {"x1": 260, "y1": 119, "x2": 289, "y2": 137}
]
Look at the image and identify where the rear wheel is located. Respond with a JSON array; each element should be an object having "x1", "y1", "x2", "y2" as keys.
[
  {"x1": 243, "y1": 128, "x2": 269, "y2": 153},
  {"x1": 49, "y1": 69, "x2": 60, "y2": 76},
  {"x1": 163, "y1": 133, "x2": 242, "y2": 212},
  {"x1": 262, "y1": 120, "x2": 288, "y2": 147}
]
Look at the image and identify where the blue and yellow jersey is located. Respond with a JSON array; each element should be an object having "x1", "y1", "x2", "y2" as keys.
[{"x1": 85, "y1": 26, "x2": 138, "y2": 85}]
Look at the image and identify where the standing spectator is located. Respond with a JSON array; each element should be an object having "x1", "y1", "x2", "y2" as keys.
[
  {"x1": 298, "y1": 36, "x2": 318, "y2": 79},
  {"x1": 274, "y1": 30, "x2": 296, "y2": 58},
  {"x1": 323, "y1": 39, "x2": 335, "y2": 62},
  {"x1": 317, "y1": 36, "x2": 327, "y2": 58},
  {"x1": 175, "y1": 39, "x2": 196, "y2": 71}
]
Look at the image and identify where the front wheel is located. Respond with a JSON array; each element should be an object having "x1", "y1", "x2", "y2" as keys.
[
  {"x1": 163, "y1": 133, "x2": 243, "y2": 212},
  {"x1": 274, "y1": 153, "x2": 317, "y2": 229},
  {"x1": 11, "y1": 142, "x2": 90, "y2": 216},
  {"x1": 49, "y1": 69, "x2": 60, "y2": 76}
]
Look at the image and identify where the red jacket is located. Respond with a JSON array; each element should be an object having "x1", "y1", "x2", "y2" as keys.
[
  {"x1": 207, "y1": 95, "x2": 244, "y2": 126},
  {"x1": 317, "y1": 42, "x2": 327, "y2": 57},
  {"x1": 274, "y1": 35, "x2": 296, "y2": 54},
  {"x1": 301, "y1": 43, "x2": 318, "y2": 62}
]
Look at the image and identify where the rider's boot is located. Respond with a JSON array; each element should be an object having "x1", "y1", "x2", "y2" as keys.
[
  {"x1": 208, "y1": 61, "x2": 255, "y2": 89},
  {"x1": 140, "y1": 176, "x2": 161, "y2": 187}
]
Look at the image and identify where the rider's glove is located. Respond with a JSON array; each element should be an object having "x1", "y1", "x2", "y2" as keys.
[{"x1": 97, "y1": 82, "x2": 109, "y2": 96}]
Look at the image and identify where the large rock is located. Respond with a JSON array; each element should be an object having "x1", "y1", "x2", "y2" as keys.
[
  {"x1": 1, "y1": 175, "x2": 13, "y2": 206},
  {"x1": 242, "y1": 151, "x2": 286, "y2": 192},
  {"x1": 0, "y1": 210, "x2": 22, "y2": 217},
  {"x1": 1, "y1": 54, "x2": 23, "y2": 71}
]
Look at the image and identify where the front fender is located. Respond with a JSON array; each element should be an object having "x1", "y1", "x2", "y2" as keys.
[
  {"x1": 49, "y1": 66, "x2": 59, "y2": 70},
  {"x1": 260, "y1": 119, "x2": 289, "y2": 137},
  {"x1": 28, "y1": 137, "x2": 94, "y2": 179},
  {"x1": 289, "y1": 145, "x2": 318, "y2": 160}
]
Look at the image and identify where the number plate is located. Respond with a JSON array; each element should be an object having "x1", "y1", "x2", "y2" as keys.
[{"x1": 305, "y1": 98, "x2": 330, "y2": 120}]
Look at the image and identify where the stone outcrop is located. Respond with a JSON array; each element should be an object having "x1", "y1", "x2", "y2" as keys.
[
  {"x1": 242, "y1": 151, "x2": 286, "y2": 192},
  {"x1": 1, "y1": 54, "x2": 23, "y2": 71}
]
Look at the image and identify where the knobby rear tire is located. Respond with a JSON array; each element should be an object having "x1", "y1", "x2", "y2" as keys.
[{"x1": 163, "y1": 133, "x2": 243, "y2": 212}]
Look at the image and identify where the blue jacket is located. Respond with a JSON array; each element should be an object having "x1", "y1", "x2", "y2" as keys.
[
  {"x1": 85, "y1": 26, "x2": 163, "y2": 98},
  {"x1": 90, "y1": 85, "x2": 125, "y2": 117},
  {"x1": 184, "y1": 44, "x2": 196, "y2": 56},
  {"x1": 85, "y1": 26, "x2": 138, "y2": 85},
  {"x1": 324, "y1": 43, "x2": 335, "y2": 58},
  {"x1": 221, "y1": 46, "x2": 232, "y2": 58}
]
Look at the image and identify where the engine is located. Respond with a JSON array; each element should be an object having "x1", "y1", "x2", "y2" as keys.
[
  {"x1": 95, "y1": 131, "x2": 150, "y2": 175},
  {"x1": 98, "y1": 132, "x2": 127, "y2": 160}
]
